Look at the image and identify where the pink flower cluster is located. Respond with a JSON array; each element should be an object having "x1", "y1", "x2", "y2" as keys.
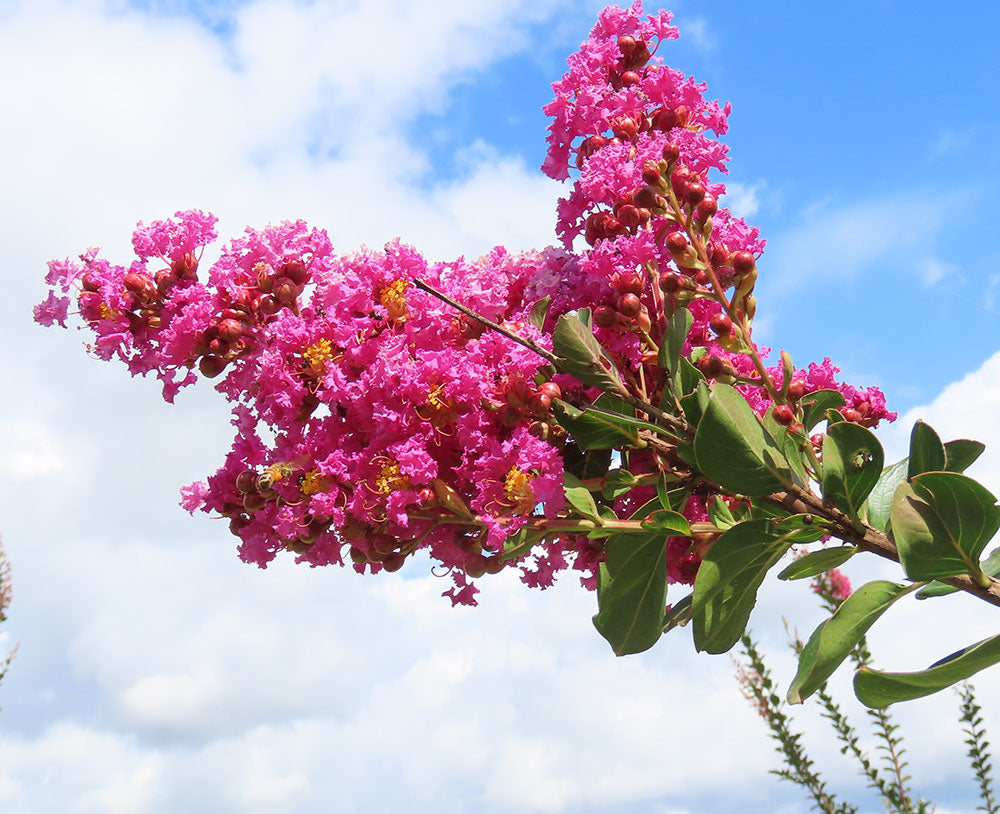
[{"x1": 36, "y1": 3, "x2": 895, "y2": 605}]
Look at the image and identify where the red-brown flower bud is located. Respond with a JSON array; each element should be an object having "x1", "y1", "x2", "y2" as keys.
[
  {"x1": 786, "y1": 379, "x2": 807, "y2": 402},
  {"x1": 280, "y1": 259, "x2": 309, "y2": 286},
  {"x1": 611, "y1": 116, "x2": 639, "y2": 141},
  {"x1": 617, "y1": 293, "x2": 642, "y2": 317},
  {"x1": 773, "y1": 404, "x2": 795, "y2": 426},
  {"x1": 661, "y1": 141, "x2": 680, "y2": 162},
  {"x1": 732, "y1": 251, "x2": 756, "y2": 275},
  {"x1": 682, "y1": 181, "x2": 706, "y2": 206},
  {"x1": 653, "y1": 109, "x2": 680, "y2": 133},
  {"x1": 659, "y1": 272, "x2": 683, "y2": 293},
  {"x1": 696, "y1": 193, "x2": 718, "y2": 219},
  {"x1": 697, "y1": 354, "x2": 726, "y2": 378},
  {"x1": 620, "y1": 70, "x2": 641, "y2": 87},
  {"x1": 537, "y1": 381, "x2": 562, "y2": 400},
  {"x1": 217, "y1": 318, "x2": 243, "y2": 342},
  {"x1": 666, "y1": 231, "x2": 689, "y2": 256},
  {"x1": 641, "y1": 162, "x2": 661, "y2": 186},
  {"x1": 593, "y1": 305, "x2": 618, "y2": 327},
  {"x1": 709, "y1": 312, "x2": 732, "y2": 336},
  {"x1": 199, "y1": 354, "x2": 227, "y2": 378},
  {"x1": 171, "y1": 252, "x2": 198, "y2": 280}
]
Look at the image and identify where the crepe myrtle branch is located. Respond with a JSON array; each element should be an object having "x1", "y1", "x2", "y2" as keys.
[{"x1": 416, "y1": 279, "x2": 1000, "y2": 613}]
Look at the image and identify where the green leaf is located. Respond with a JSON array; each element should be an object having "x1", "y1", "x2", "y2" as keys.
[
  {"x1": 527, "y1": 296, "x2": 551, "y2": 331},
  {"x1": 552, "y1": 312, "x2": 626, "y2": 394},
  {"x1": 908, "y1": 420, "x2": 946, "y2": 480},
  {"x1": 602, "y1": 469, "x2": 638, "y2": 501},
  {"x1": 918, "y1": 547, "x2": 1000, "y2": 599},
  {"x1": 563, "y1": 473, "x2": 602, "y2": 522},
  {"x1": 944, "y1": 439, "x2": 986, "y2": 473},
  {"x1": 658, "y1": 307, "x2": 693, "y2": 374},
  {"x1": 789, "y1": 581, "x2": 916, "y2": 703},
  {"x1": 640, "y1": 509, "x2": 691, "y2": 536},
  {"x1": 593, "y1": 533, "x2": 668, "y2": 655},
  {"x1": 800, "y1": 389, "x2": 847, "y2": 432},
  {"x1": 708, "y1": 495, "x2": 737, "y2": 530},
  {"x1": 662, "y1": 593, "x2": 693, "y2": 633},
  {"x1": 680, "y1": 379, "x2": 710, "y2": 427},
  {"x1": 855, "y1": 633, "x2": 1000, "y2": 708},
  {"x1": 771, "y1": 513, "x2": 833, "y2": 544},
  {"x1": 501, "y1": 526, "x2": 544, "y2": 562},
  {"x1": 891, "y1": 472, "x2": 1000, "y2": 583},
  {"x1": 672, "y1": 356, "x2": 706, "y2": 402},
  {"x1": 691, "y1": 519, "x2": 797, "y2": 654},
  {"x1": 778, "y1": 545, "x2": 858, "y2": 580},
  {"x1": 821, "y1": 423, "x2": 884, "y2": 521},
  {"x1": 552, "y1": 400, "x2": 641, "y2": 450},
  {"x1": 861, "y1": 457, "x2": 909, "y2": 532},
  {"x1": 694, "y1": 384, "x2": 791, "y2": 497},
  {"x1": 762, "y1": 407, "x2": 809, "y2": 488}
]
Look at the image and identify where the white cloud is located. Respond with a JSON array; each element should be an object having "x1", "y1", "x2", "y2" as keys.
[
  {"x1": 762, "y1": 194, "x2": 947, "y2": 297},
  {"x1": 721, "y1": 181, "x2": 761, "y2": 219}
]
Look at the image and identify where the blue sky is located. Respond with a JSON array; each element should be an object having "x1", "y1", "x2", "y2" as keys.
[{"x1": 1, "y1": 1, "x2": 999, "y2": 812}]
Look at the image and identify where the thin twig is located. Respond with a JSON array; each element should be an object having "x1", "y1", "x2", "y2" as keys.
[{"x1": 412, "y1": 278, "x2": 559, "y2": 365}]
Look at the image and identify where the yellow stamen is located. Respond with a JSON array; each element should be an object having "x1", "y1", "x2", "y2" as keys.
[
  {"x1": 374, "y1": 459, "x2": 411, "y2": 494},
  {"x1": 98, "y1": 302, "x2": 120, "y2": 320},
  {"x1": 378, "y1": 279, "x2": 410, "y2": 321},
  {"x1": 421, "y1": 382, "x2": 457, "y2": 428},
  {"x1": 504, "y1": 467, "x2": 536, "y2": 513},
  {"x1": 302, "y1": 337, "x2": 336, "y2": 372},
  {"x1": 300, "y1": 468, "x2": 330, "y2": 496}
]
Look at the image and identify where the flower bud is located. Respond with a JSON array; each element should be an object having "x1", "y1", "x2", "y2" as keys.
[
  {"x1": 773, "y1": 405, "x2": 795, "y2": 426},
  {"x1": 654, "y1": 109, "x2": 680, "y2": 132},
  {"x1": 382, "y1": 552, "x2": 406, "y2": 573},
  {"x1": 280, "y1": 259, "x2": 309, "y2": 286},
  {"x1": 537, "y1": 381, "x2": 562, "y2": 400},
  {"x1": 709, "y1": 312, "x2": 732, "y2": 336},
  {"x1": 696, "y1": 193, "x2": 718, "y2": 219},
  {"x1": 666, "y1": 231, "x2": 689, "y2": 256},
  {"x1": 617, "y1": 293, "x2": 643, "y2": 317},
  {"x1": 617, "y1": 34, "x2": 637, "y2": 56},
  {"x1": 199, "y1": 354, "x2": 228, "y2": 378},
  {"x1": 217, "y1": 318, "x2": 243, "y2": 342},
  {"x1": 81, "y1": 272, "x2": 101, "y2": 292},
  {"x1": 235, "y1": 470, "x2": 257, "y2": 493},
  {"x1": 641, "y1": 162, "x2": 661, "y2": 186},
  {"x1": 661, "y1": 141, "x2": 681, "y2": 162},
  {"x1": 696, "y1": 354, "x2": 726, "y2": 378},
  {"x1": 786, "y1": 379, "x2": 807, "y2": 402},
  {"x1": 620, "y1": 70, "x2": 641, "y2": 87},
  {"x1": 593, "y1": 305, "x2": 618, "y2": 328},
  {"x1": 273, "y1": 277, "x2": 300, "y2": 307},
  {"x1": 732, "y1": 251, "x2": 756, "y2": 275},
  {"x1": 682, "y1": 181, "x2": 706, "y2": 206},
  {"x1": 611, "y1": 116, "x2": 639, "y2": 141},
  {"x1": 659, "y1": 272, "x2": 683, "y2": 293},
  {"x1": 842, "y1": 408, "x2": 862, "y2": 423},
  {"x1": 612, "y1": 270, "x2": 643, "y2": 295},
  {"x1": 171, "y1": 252, "x2": 199, "y2": 280}
]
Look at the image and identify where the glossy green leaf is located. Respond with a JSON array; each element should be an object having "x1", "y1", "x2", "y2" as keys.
[
  {"x1": 788, "y1": 580, "x2": 915, "y2": 703},
  {"x1": 855, "y1": 633, "x2": 1000, "y2": 708},
  {"x1": 593, "y1": 533, "x2": 668, "y2": 655},
  {"x1": 563, "y1": 473, "x2": 602, "y2": 522},
  {"x1": 659, "y1": 307, "x2": 693, "y2": 374},
  {"x1": 640, "y1": 509, "x2": 691, "y2": 536},
  {"x1": 552, "y1": 312, "x2": 626, "y2": 394},
  {"x1": 552, "y1": 400, "x2": 641, "y2": 450},
  {"x1": 800, "y1": 389, "x2": 847, "y2": 432},
  {"x1": 680, "y1": 379, "x2": 710, "y2": 427},
  {"x1": 694, "y1": 384, "x2": 790, "y2": 497},
  {"x1": 708, "y1": 495, "x2": 737, "y2": 530},
  {"x1": 778, "y1": 545, "x2": 858, "y2": 580},
  {"x1": 527, "y1": 296, "x2": 551, "y2": 331},
  {"x1": 672, "y1": 356, "x2": 706, "y2": 403},
  {"x1": 602, "y1": 469, "x2": 638, "y2": 501},
  {"x1": 821, "y1": 422, "x2": 884, "y2": 521},
  {"x1": 918, "y1": 547, "x2": 1000, "y2": 599},
  {"x1": 662, "y1": 593, "x2": 693, "y2": 633},
  {"x1": 763, "y1": 407, "x2": 809, "y2": 488},
  {"x1": 944, "y1": 439, "x2": 986, "y2": 473},
  {"x1": 771, "y1": 513, "x2": 833, "y2": 544},
  {"x1": 501, "y1": 526, "x2": 544, "y2": 562},
  {"x1": 908, "y1": 420, "x2": 946, "y2": 480},
  {"x1": 691, "y1": 519, "x2": 797, "y2": 654},
  {"x1": 891, "y1": 472, "x2": 1000, "y2": 583},
  {"x1": 862, "y1": 457, "x2": 909, "y2": 532}
]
